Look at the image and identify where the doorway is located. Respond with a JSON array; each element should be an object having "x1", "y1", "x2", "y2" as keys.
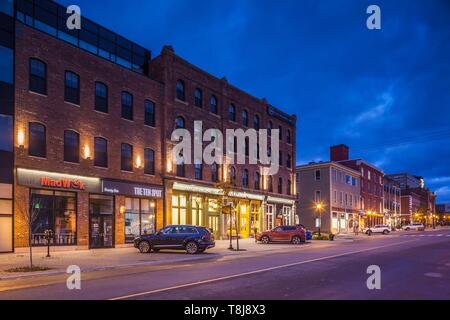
[
  {"x1": 89, "y1": 195, "x2": 114, "y2": 248},
  {"x1": 266, "y1": 204, "x2": 275, "y2": 231},
  {"x1": 208, "y1": 215, "x2": 220, "y2": 239}
]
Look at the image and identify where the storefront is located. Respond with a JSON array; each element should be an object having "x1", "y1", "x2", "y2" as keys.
[
  {"x1": 101, "y1": 179, "x2": 163, "y2": 244},
  {"x1": 171, "y1": 182, "x2": 265, "y2": 239},
  {"x1": 15, "y1": 168, "x2": 163, "y2": 250},
  {"x1": 266, "y1": 196, "x2": 296, "y2": 229}
]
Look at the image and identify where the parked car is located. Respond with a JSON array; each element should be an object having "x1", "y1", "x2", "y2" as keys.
[
  {"x1": 134, "y1": 225, "x2": 215, "y2": 254},
  {"x1": 363, "y1": 225, "x2": 391, "y2": 236},
  {"x1": 256, "y1": 225, "x2": 306, "y2": 244},
  {"x1": 402, "y1": 223, "x2": 425, "y2": 231}
]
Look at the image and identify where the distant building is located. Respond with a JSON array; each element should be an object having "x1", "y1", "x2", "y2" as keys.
[
  {"x1": 436, "y1": 203, "x2": 450, "y2": 213},
  {"x1": 331, "y1": 145, "x2": 385, "y2": 228},
  {"x1": 296, "y1": 161, "x2": 361, "y2": 234},
  {"x1": 385, "y1": 173, "x2": 424, "y2": 190},
  {"x1": 383, "y1": 176, "x2": 401, "y2": 228}
]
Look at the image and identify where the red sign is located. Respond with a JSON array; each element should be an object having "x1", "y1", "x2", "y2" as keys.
[{"x1": 41, "y1": 177, "x2": 86, "y2": 191}]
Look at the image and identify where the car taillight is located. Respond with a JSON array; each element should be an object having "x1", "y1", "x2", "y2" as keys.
[{"x1": 202, "y1": 234, "x2": 211, "y2": 241}]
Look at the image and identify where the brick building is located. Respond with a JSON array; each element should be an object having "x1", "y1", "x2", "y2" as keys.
[
  {"x1": 383, "y1": 176, "x2": 401, "y2": 228},
  {"x1": 0, "y1": 0, "x2": 296, "y2": 252},
  {"x1": 330, "y1": 145, "x2": 385, "y2": 228}
]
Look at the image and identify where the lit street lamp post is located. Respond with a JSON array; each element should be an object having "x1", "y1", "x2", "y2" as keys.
[{"x1": 315, "y1": 203, "x2": 323, "y2": 237}]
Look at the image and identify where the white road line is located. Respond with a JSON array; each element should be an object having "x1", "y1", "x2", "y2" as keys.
[{"x1": 109, "y1": 239, "x2": 418, "y2": 300}]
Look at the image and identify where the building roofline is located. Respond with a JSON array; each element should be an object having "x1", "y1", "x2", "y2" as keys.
[
  {"x1": 296, "y1": 161, "x2": 361, "y2": 176},
  {"x1": 337, "y1": 159, "x2": 384, "y2": 174}
]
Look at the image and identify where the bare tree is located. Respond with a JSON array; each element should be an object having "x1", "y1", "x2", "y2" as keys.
[{"x1": 14, "y1": 192, "x2": 41, "y2": 270}]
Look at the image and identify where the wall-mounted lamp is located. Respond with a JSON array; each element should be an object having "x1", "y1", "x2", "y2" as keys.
[
  {"x1": 119, "y1": 205, "x2": 126, "y2": 214},
  {"x1": 17, "y1": 129, "x2": 25, "y2": 148},
  {"x1": 135, "y1": 155, "x2": 142, "y2": 169},
  {"x1": 150, "y1": 201, "x2": 156, "y2": 208},
  {"x1": 167, "y1": 158, "x2": 173, "y2": 173},
  {"x1": 83, "y1": 145, "x2": 91, "y2": 160}
]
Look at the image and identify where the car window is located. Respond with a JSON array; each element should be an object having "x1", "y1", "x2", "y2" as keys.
[
  {"x1": 159, "y1": 227, "x2": 172, "y2": 234},
  {"x1": 186, "y1": 227, "x2": 198, "y2": 234},
  {"x1": 274, "y1": 227, "x2": 283, "y2": 232}
]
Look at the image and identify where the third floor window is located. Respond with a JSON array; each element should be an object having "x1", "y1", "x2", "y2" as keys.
[
  {"x1": 29, "y1": 122, "x2": 46, "y2": 158},
  {"x1": 145, "y1": 100, "x2": 155, "y2": 127},
  {"x1": 121, "y1": 91, "x2": 133, "y2": 120},
  {"x1": 29, "y1": 58, "x2": 47, "y2": 95},
  {"x1": 64, "y1": 71, "x2": 80, "y2": 105},
  {"x1": 176, "y1": 80, "x2": 185, "y2": 101},
  {"x1": 194, "y1": 88, "x2": 202, "y2": 107},
  {"x1": 64, "y1": 130, "x2": 80, "y2": 163},
  {"x1": 95, "y1": 82, "x2": 108, "y2": 113},
  {"x1": 94, "y1": 137, "x2": 108, "y2": 168}
]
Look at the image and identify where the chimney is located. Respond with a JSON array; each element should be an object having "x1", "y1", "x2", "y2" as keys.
[{"x1": 330, "y1": 144, "x2": 349, "y2": 162}]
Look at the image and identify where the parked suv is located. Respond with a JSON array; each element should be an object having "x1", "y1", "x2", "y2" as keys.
[
  {"x1": 256, "y1": 225, "x2": 306, "y2": 244},
  {"x1": 363, "y1": 225, "x2": 391, "y2": 235},
  {"x1": 134, "y1": 225, "x2": 215, "y2": 254}
]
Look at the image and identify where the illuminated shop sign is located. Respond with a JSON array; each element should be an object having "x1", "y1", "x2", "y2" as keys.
[
  {"x1": 17, "y1": 168, "x2": 101, "y2": 192},
  {"x1": 102, "y1": 180, "x2": 163, "y2": 198},
  {"x1": 267, "y1": 196, "x2": 295, "y2": 206}
]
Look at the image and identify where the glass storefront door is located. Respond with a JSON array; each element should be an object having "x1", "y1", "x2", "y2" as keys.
[
  {"x1": 282, "y1": 206, "x2": 292, "y2": 226},
  {"x1": 266, "y1": 204, "x2": 275, "y2": 231},
  {"x1": 208, "y1": 215, "x2": 220, "y2": 239},
  {"x1": 89, "y1": 195, "x2": 114, "y2": 248}
]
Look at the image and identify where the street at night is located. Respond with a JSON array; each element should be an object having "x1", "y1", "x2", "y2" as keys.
[{"x1": 0, "y1": 229, "x2": 448, "y2": 300}]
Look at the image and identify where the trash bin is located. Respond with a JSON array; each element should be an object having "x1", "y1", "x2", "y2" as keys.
[{"x1": 306, "y1": 230, "x2": 312, "y2": 241}]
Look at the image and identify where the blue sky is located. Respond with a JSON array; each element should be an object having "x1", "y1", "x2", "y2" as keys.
[{"x1": 58, "y1": 0, "x2": 450, "y2": 202}]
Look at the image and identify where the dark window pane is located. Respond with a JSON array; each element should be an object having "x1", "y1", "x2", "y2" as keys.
[
  {"x1": 121, "y1": 92, "x2": 133, "y2": 120},
  {"x1": 95, "y1": 82, "x2": 108, "y2": 113},
  {"x1": 94, "y1": 137, "x2": 108, "y2": 167},
  {"x1": 64, "y1": 130, "x2": 79, "y2": 163},
  {"x1": 29, "y1": 123, "x2": 46, "y2": 158},
  {"x1": 194, "y1": 163, "x2": 202, "y2": 180},
  {"x1": 176, "y1": 80, "x2": 185, "y2": 101},
  {"x1": 210, "y1": 96, "x2": 218, "y2": 114},
  {"x1": 175, "y1": 116, "x2": 185, "y2": 129},
  {"x1": 0, "y1": 114, "x2": 13, "y2": 152},
  {"x1": 144, "y1": 100, "x2": 155, "y2": 127},
  {"x1": 144, "y1": 148, "x2": 155, "y2": 175},
  {"x1": 194, "y1": 89, "x2": 202, "y2": 107},
  {"x1": 121, "y1": 144, "x2": 133, "y2": 171},
  {"x1": 29, "y1": 58, "x2": 47, "y2": 94},
  {"x1": 0, "y1": 0, "x2": 14, "y2": 16},
  {"x1": 64, "y1": 71, "x2": 80, "y2": 104},
  {"x1": 0, "y1": 46, "x2": 13, "y2": 84},
  {"x1": 228, "y1": 104, "x2": 236, "y2": 122}
]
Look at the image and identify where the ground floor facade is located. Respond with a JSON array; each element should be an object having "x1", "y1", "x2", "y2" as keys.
[{"x1": 0, "y1": 169, "x2": 296, "y2": 252}]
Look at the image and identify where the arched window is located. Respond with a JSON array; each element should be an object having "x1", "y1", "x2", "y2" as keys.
[
  {"x1": 278, "y1": 125, "x2": 283, "y2": 141},
  {"x1": 268, "y1": 121, "x2": 273, "y2": 136},
  {"x1": 211, "y1": 163, "x2": 219, "y2": 182},
  {"x1": 245, "y1": 137, "x2": 250, "y2": 156},
  {"x1": 254, "y1": 115, "x2": 260, "y2": 131},
  {"x1": 145, "y1": 100, "x2": 155, "y2": 127},
  {"x1": 268, "y1": 176, "x2": 273, "y2": 192},
  {"x1": 242, "y1": 110, "x2": 248, "y2": 127},
  {"x1": 64, "y1": 71, "x2": 80, "y2": 104},
  {"x1": 29, "y1": 58, "x2": 47, "y2": 94},
  {"x1": 144, "y1": 148, "x2": 155, "y2": 175},
  {"x1": 243, "y1": 169, "x2": 249, "y2": 187},
  {"x1": 121, "y1": 143, "x2": 133, "y2": 172},
  {"x1": 278, "y1": 177, "x2": 283, "y2": 194},
  {"x1": 228, "y1": 104, "x2": 236, "y2": 122},
  {"x1": 254, "y1": 172, "x2": 261, "y2": 190},
  {"x1": 121, "y1": 91, "x2": 133, "y2": 120},
  {"x1": 64, "y1": 130, "x2": 80, "y2": 163},
  {"x1": 176, "y1": 80, "x2": 185, "y2": 101},
  {"x1": 94, "y1": 137, "x2": 108, "y2": 168},
  {"x1": 229, "y1": 166, "x2": 236, "y2": 184},
  {"x1": 194, "y1": 88, "x2": 202, "y2": 107},
  {"x1": 287, "y1": 154, "x2": 292, "y2": 168},
  {"x1": 175, "y1": 116, "x2": 185, "y2": 129},
  {"x1": 287, "y1": 129, "x2": 291, "y2": 144},
  {"x1": 210, "y1": 95, "x2": 218, "y2": 114},
  {"x1": 95, "y1": 82, "x2": 108, "y2": 113},
  {"x1": 29, "y1": 122, "x2": 46, "y2": 158}
]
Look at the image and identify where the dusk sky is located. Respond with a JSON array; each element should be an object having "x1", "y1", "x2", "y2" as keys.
[{"x1": 58, "y1": 0, "x2": 450, "y2": 202}]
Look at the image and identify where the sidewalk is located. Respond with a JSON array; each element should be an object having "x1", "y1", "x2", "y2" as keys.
[{"x1": 0, "y1": 239, "x2": 327, "y2": 280}]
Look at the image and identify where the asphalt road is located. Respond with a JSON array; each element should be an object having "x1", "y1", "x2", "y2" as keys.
[{"x1": 0, "y1": 229, "x2": 449, "y2": 300}]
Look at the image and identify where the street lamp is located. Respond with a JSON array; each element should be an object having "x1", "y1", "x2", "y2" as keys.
[{"x1": 315, "y1": 202, "x2": 324, "y2": 237}]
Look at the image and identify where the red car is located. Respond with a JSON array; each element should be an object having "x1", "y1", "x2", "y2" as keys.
[{"x1": 256, "y1": 225, "x2": 306, "y2": 244}]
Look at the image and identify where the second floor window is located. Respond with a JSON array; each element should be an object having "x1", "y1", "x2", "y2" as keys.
[
  {"x1": 64, "y1": 130, "x2": 80, "y2": 163},
  {"x1": 176, "y1": 152, "x2": 185, "y2": 177},
  {"x1": 121, "y1": 92, "x2": 133, "y2": 120},
  {"x1": 287, "y1": 129, "x2": 291, "y2": 144},
  {"x1": 254, "y1": 115, "x2": 260, "y2": 131},
  {"x1": 278, "y1": 177, "x2": 283, "y2": 194},
  {"x1": 95, "y1": 82, "x2": 108, "y2": 113},
  {"x1": 243, "y1": 169, "x2": 249, "y2": 187},
  {"x1": 229, "y1": 166, "x2": 236, "y2": 185},
  {"x1": 64, "y1": 71, "x2": 80, "y2": 105},
  {"x1": 287, "y1": 180, "x2": 292, "y2": 195},
  {"x1": 121, "y1": 143, "x2": 133, "y2": 172},
  {"x1": 29, "y1": 58, "x2": 47, "y2": 95},
  {"x1": 211, "y1": 163, "x2": 219, "y2": 182},
  {"x1": 210, "y1": 95, "x2": 218, "y2": 114},
  {"x1": 29, "y1": 122, "x2": 46, "y2": 158},
  {"x1": 194, "y1": 163, "x2": 203, "y2": 180},
  {"x1": 268, "y1": 176, "x2": 273, "y2": 192},
  {"x1": 254, "y1": 172, "x2": 261, "y2": 190},
  {"x1": 242, "y1": 110, "x2": 248, "y2": 126},
  {"x1": 194, "y1": 88, "x2": 202, "y2": 107},
  {"x1": 315, "y1": 170, "x2": 321, "y2": 180},
  {"x1": 176, "y1": 80, "x2": 185, "y2": 101},
  {"x1": 145, "y1": 100, "x2": 155, "y2": 127},
  {"x1": 175, "y1": 116, "x2": 185, "y2": 129},
  {"x1": 287, "y1": 154, "x2": 292, "y2": 169},
  {"x1": 94, "y1": 137, "x2": 108, "y2": 168},
  {"x1": 144, "y1": 148, "x2": 155, "y2": 175},
  {"x1": 228, "y1": 104, "x2": 236, "y2": 122}
]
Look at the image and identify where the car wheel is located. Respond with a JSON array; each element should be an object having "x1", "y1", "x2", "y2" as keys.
[
  {"x1": 152, "y1": 248, "x2": 160, "y2": 253},
  {"x1": 367, "y1": 230, "x2": 372, "y2": 236},
  {"x1": 138, "y1": 241, "x2": 151, "y2": 253},
  {"x1": 405, "y1": 228, "x2": 410, "y2": 231},
  {"x1": 261, "y1": 236, "x2": 270, "y2": 244},
  {"x1": 185, "y1": 241, "x2": 199, "y2": 254},
  {"x1": 291, "y1": 236, "x2": 302, "y2": 245},
  {"x1": 383, "y1": 230, "x2": 389, "y2": 235}
]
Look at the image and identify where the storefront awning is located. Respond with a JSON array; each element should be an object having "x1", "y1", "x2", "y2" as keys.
[
  {"x1": 267, "y1": 196, "x2": 295, "y2": 206},
  {"x1": 172, "y1": 182, "x2": 265, "y2": 201}
]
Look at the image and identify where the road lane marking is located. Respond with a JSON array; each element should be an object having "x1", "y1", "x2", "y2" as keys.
[
  {"x1": 424, "y1": 272, "x2": 443, "y2": 278},
  {"x1": 109, "y1": 239, "x2": 419, "y2": 300}
]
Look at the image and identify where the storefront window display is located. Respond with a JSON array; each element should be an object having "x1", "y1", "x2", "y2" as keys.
[
  {"x1": 191, "y1": 196, "x2": 204, "y2": 226},
  {"x1": 125, "y1": 197, "x2": 156, "y2": 243},
  {"x1": 172, "y1": 194, "x2": 187, "y2": 225},
  {"x1": 89, "y1": 194, "x2": 114, "y2": 248},
  {"x1": 30, "y1": 190, "x2": 77, "y2": 246}
]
